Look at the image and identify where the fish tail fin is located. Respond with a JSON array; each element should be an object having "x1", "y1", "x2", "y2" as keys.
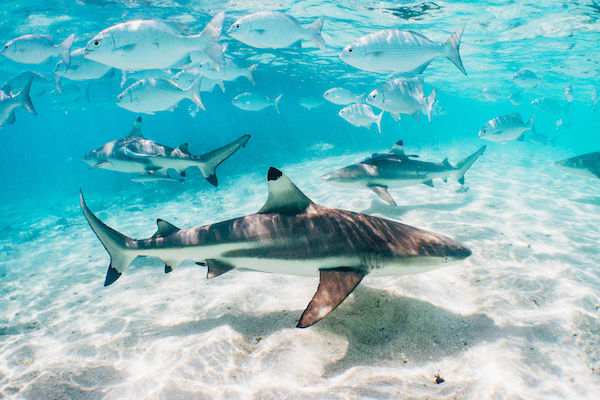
[
  {"x1": 194, "y1": 11, "x2": 225, "y2": 65},
  {"x1": 308, "y1": 17, "x2": 326, "y2": 50},
  {"x1": 425, "y1": 88, "x2": 436, "y2": 122},
  {"x1": 274, "y1": 94, "x2": 283, "y2": 114},
  {"x1": 246, "y1": 63, "x2": 258, "y2": 85},
  {"x1": 442, "y1": 26, "x2": 466, "y2": 76},
  {"x1": 528, "y1": 114, "x2": 536, "y2": 133},
  {"x1": 59, "y1": 34, "x2": 75, "y2": 66},
  {"x1": 187, "y1": 78, "x2": 205, "y2": 111},
  {"x1": 455, "y1": 145, "x2": 486, "y2": 185},
  {"x1": 80, "y1": 191, "x2": 138, "y2": 286},
  {"x1": 120, "y1": 70, "x2": 128, "y2": 88},
  {"x1": 19, "y1": 76, "x2": 37, "y2": 115},
  {"x1": 376, "y1": 111, "x2": 383, "y2": 133},
  {"x1": 196, "y1": 135, "x2": 251, "y2": 186}
]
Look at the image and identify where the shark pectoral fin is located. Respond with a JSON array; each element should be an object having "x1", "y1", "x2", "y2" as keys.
[
  {"x1": 367, "y1": 184, "x2": 396, "y2": 206},
  {"x1": 258, "y1": 167, "x2": 313, "y2": 214},
  {"x1": 423, "y1": 179, "x2": 434, "y2": 187},
  {"x1": 297, "y1": 267, "x2": 366, "y2": 328},
  {"x1": 153, "y1": 219, "x2": 181, "y2": 237},
  {"x1": 204, "y1": 259, "x2": 235, "y2": 279}
]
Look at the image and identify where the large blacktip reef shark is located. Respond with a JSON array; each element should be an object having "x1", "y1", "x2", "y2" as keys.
[
  {"x1": 80, "y1": 167, "x2": 472, "y2": 328},
  {"x1": 555, "y1": 151, "x2": 600, "y2": 180},
  {"x1": 83, "y1": 116, "x2": 250, "y2": 186},
  {"x1": 322, "y1": 140, "x2": 487, "y2": 206}
]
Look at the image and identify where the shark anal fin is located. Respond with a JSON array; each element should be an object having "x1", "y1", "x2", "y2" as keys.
[
  {"x1": 297, "y1": 267, "x2": 366, "y2": 328},
  {"x1": 423, "y1": 179, "x2": 434, "y2": 187},
  {"x1": 258, "y1": 167, "x2": 313, "y2": 214},
  {"x1": 204, "y1": 259, "x2": 234, "y2": 279},
  {"x1": 367, "y1": 184, "x2": 396, "y2": 206},
  {"x1": 104, "y1": 265, "x2": 122, "y2": 286}
]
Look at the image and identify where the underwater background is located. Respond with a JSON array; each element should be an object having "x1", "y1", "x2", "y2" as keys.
[{"x1": 1, "y1": 0, "x2": 600, "y2": 399}]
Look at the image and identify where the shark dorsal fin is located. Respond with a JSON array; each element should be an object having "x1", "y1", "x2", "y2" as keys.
[
  {"x1": 177, "y1": 143, "x2": 189, "y2": 153},
  {"x1": 258, "y1": 167, "x2": 313, "y2": 214},
  {"x1": 391, "y1": 140, "x2": 405, "y2": 155},
  {"x1": 128, "y1": 116, "x2": 143, "y2": 138},
  {"x1": 153, "y1": 219, "x2": 180, "y2": 237},
  {"x1": 442, "y1": 158, "x2": 452, "y2": 167}
]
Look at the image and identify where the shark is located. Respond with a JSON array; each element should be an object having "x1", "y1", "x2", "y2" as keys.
[
  {"x1": 80, "y1": 167, "x2": 472, "y2": 328},
  {"x1": 321, "y1": 140, "x2": 486, "y2": 206},
  {"x1": 555, "y1": 152, "x2": 600, "y2": 180},
  {"x1": 83, "y1": 116, "x2": 250, "y2": 186}
]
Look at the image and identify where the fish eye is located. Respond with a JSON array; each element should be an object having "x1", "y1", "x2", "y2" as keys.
[
  {"x1": 348, "y1": 48, "x2": 352, "y2": 53},
  {"x1": 94, "y1": 41, "x2": 100, "y2": 46},
  {"x1": 236, "y1": 24, "x2": 239, "y2": 28},
  {"x1": 372, "y1": 94, "x2": 376, "y2": 98},
  {"x1": 118, "y1": 95, "x2": 123, "y2": 100}
]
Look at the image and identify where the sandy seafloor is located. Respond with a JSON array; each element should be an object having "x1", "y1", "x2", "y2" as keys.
[{"x1": 1, "y1": 140, "x2": 599, "y2": 399}]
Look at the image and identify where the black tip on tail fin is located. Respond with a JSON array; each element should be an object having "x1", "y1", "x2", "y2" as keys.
[
  {"x1": 104, "y1": 265, "x2": 121, "y2": 286},
  {"x1": 267, "y1": 167, "x2": 283, "y2": 181},
  {"x1": 206, "y1": 174, "x2": 218, "y2": 186}
]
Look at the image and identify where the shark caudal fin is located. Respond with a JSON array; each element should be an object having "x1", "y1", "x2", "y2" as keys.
[
  {"x1": 80, "y1": 191, "x2": 138, "y2": 286},
  {"x1": 442, "y1": 26, "x2": 466, "y2": 76},
  {"x1": 307, "y1": 17, "x2": 326, "y2": 50},
  {"x1": 193, "y1": 11, "x2": 225, "y2": 65},
  {"x1": 454, "y1": 145, "x2": 486, "y2": 185},
  {"x1": 19, "y1": 76, "x2": 37, "y2": 115},
  {"x1": 197, "y1": 134, "x2": 251, "y2": 186}
]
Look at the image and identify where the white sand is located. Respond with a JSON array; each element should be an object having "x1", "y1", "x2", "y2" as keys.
[{"x1": 1, "y1": 141, "x2": 599, "y2": 399}]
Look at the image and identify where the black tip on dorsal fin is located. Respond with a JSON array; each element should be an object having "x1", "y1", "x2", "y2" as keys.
[
  {"x1": 259, "y1": 167, "x2": 313, "y2": 214},
  {"x1": 137, "y1": 116, "x2": 142, "y2": 122},
  {"x1": 396, "y1": 140, "x2": 403, "y2": 146},
  {"x1": 267, "y1": 167, "x2": 283, "y2": 181}
]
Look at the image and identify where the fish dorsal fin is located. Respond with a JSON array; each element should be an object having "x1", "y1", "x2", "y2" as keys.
[
  {"x1": 128, "y1": 116, "x2": 143, "y2": 137},
  {"x1": 258, "y1": 167, "x2": 313, "y2": 214},
  {"x1": 177, "y1": 143, "x2": 189, "y2": 153},
  {"x1": 391, "y1": 140, "x2": 405, "y2": 155},
  {"x1": 153, "y1": 219, "x2": 180, "y2": 237},
  {"x1": 442, "y1": 158, "x2": 451, "y2": 167}
]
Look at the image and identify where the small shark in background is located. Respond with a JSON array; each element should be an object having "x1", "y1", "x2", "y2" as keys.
[
  {"x1": 83, "y1": 116, "x2": 250, "y2": 186},
  {"x1": 322, "y1": 140, "x2": 486, "y2": 206},
  {"x1": 556, "y1": 152, "x2": 600, "y2": 180},
  {"x1": 80, "y1": 167, "x2": 471, "y2": 328}
]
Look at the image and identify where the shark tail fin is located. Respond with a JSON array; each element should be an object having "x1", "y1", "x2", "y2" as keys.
[
  {"x1": 425, "y1": 88, "x2": 436, "y2": 122},
  {"x1": 186, "y1": 78, "x2": 205, "y2": 111},
  {"x1": 193, "y1": 11, "x2": 225, "y2": 65},
  {"x1": 307, "y1": 17, "x2": 326, "y2": 50},
  {"x1": 274, "y1": 94, "x2": 283, "y2": 114},
  {"x1": 80, "y1": 191, "x2": 138, "y2": 286},
  {"x1": 442, "y1": 26, "x2": 466, "y2": 76},
  {"x1": 19, "y1": 76, "x2": 37, "y2": 115},
  {"x1": 197, "y1": 134, "x2": 251, "y2": 186},
  {"x1": 455, "y1": 145, "x2": 486, "y2": 185},
  {"x1": 375, "y1": 111, "x2": 383, "y2": 133},
  {"x1": 246, "y1": 63, "x2": 258, "y2": 85},
  {"x1": 59, "y1": 34, "x2": 75, "y2": 66}
]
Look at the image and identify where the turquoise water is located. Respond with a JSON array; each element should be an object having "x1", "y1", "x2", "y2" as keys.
[{"x1": 1, "y1": 1, "x2": 600, "y2": 399}]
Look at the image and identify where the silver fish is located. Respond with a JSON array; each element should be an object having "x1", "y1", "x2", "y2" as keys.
[
  {"x1": 365, "y1": 77, "x2": 436, "y2": 121},
  {"x1": 1, "y1": 34, "x2": 74, "y2": 65},
  {"x1": 117, "y1": 78, "x2": 204, "y2": 114},
  {"x1": 338, "y1": 104, "x2": 383, "y2": 133},
  {"x1": 339, "y1": 27, "x2": 465, "y2": 75},
  {"x1": 479, "y1": 113, "x2": 534, "y2": 143},
  {"x1": 232, "y1": 92, "x2": 282, "y2": 113}
]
